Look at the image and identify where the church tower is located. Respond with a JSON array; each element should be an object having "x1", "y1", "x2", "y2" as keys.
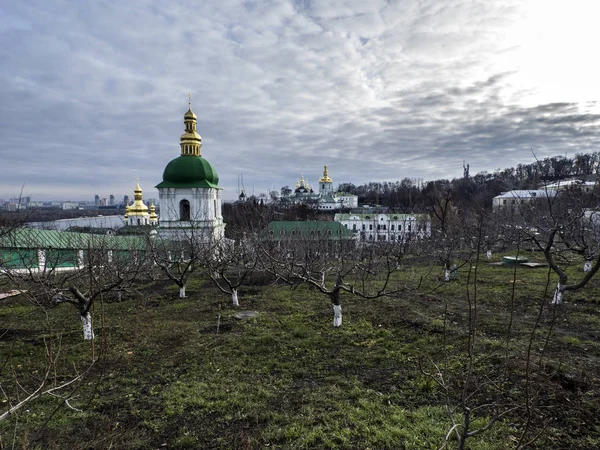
[
  {"x1": 155, "y1": 98, "x2": 225, "y2": 241},
  {"x1": 319, "y1": 165, "x2": 333, "y2": 196}
]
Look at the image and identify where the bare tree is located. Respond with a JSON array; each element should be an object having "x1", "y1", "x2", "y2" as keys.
[
  {"x1": 208, "y1": 235, "x2": 257, "y2": 307},
  {"x1": 261, "y1": 222, "x2": 412, "y2": 327},
  {"x1": 513, "y1": 184, "x2": 600, "y2": 303},
  {"x1": 1, "y1": 228, "x2": 148, "y2": 340}
]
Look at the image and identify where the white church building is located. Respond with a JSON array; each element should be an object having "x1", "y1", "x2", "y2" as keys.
[{"x1": 288, "y1": 166, "x2": 358, "y2": 210}]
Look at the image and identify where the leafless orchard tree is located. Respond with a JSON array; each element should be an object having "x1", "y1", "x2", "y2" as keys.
[
  {"x1": 2, "y1": 229, "x2": 149, "y2": 340},
  {"x1": 507, "y1": 184, "x2": 600, "y2": 304},
  {"x1": 1, "y1": 230, "x2": 148, "y2": 426},
  {"x1": 260, "y1": 224, "x2": 413, "y2": 327},
  {"x1": 208, "y1": 235, "x2": 258, "y2": 307},
  {"x1": 148, "y1": 226, "x2": 217, "y2": 299}
]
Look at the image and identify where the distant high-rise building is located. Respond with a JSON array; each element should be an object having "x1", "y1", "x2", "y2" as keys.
[
  {"x1": 123, "y1": 195, "x2": 129, "y2": 206},
  {"x1": 109, "y1": 194, "x2": 115, "y2": 206},
  {"x1": 94, "y1": 194, "x2": 100, "y2": 206}
]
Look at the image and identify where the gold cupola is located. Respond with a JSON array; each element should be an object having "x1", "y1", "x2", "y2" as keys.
[
  {"x1": 319, "y1": 165, "x2": 332, "y2": 183},
  {"x1": 149, "y1": 201, "x2": 158, "y2": 222},
  {"x1": 128, "y1": 179, "x2": 149, "y2": 216},
  {"x1": 180, "y1": 94, "x2": 202, "y2": 156}
]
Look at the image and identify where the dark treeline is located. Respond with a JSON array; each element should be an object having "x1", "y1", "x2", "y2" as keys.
[{"x1": 337, "y1": 152, "x2": 600, "y2": 212}]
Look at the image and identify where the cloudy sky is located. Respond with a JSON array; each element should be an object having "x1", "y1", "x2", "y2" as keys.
[{"x1": 1, "y1": 0, "x2": 599, "y2": 202}]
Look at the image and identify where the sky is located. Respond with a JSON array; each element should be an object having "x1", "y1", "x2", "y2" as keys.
[{"x1": 1, "y1": 0, "x2": 600, "y2": 202}]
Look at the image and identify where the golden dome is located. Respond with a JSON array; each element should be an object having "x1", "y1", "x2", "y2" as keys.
[
  {"x1": 319, "y1": 165, "x2": 332, "y2": 183},
  {"x1": 149, "y1": 201, "x2": 158, "y2": 221},
  {"x1": 128, "y1": 179, "x2": 149, "y2": 216},
  {"x1": 184, "y1": 108, "x2": 197, "y2": 120}
]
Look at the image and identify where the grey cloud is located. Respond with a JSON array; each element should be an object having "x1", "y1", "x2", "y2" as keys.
[{"x1": 0, "y1": 0, "x2": 598, "y2": 201}]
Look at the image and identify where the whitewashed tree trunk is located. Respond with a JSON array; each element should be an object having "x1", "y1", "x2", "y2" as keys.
[
  {"x1": 486, "y1": 250, "x2": 492, "y2": 259},
  {"x1": 444, "y1": 269, "x2": 450, "y2": 282},
  {"x1": 584, "y1": 260, "x2": 592, "y2": 272},
  {"x1": 232, "y1": 288, "x2": 239, "y2": 306},
  {"x1": 81, "y1": 312, "x2": 94, "y2": 340},
  {"x1": 37, "y1": 249, "x2": 46, "y2": 272},
  {"x1": 320, "y1": 272, "x2": 325, "y2": 286},
  {"x1": 552, "y1": 283, "x2": 563, "y2": 305},
  {"x1": 179, "y1": 285, "x2": 186, "y2": 298},
  {"x1": 333, "y1": 304, "x2": 342, "y2": 327}
]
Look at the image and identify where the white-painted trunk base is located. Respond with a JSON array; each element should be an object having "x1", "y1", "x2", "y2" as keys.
[
  {"x1": 444, "y1": 269, "x2": 450, "y2": 282},
  {"x1": 552, "y1": 283, "x2": 563, "y2": 305},
  {"x1": 584, "y1": 261, "x2": 592, "y2": 272},
  {"x1": 82, "y1": 313, "x2": 94, "y2": 340},
  {"x1": 232, "y1": 289, "x2": 239, "y2": 307},
  {"x1": 333, "y1": 305, "x2": 342, "y2": 327},
  {"x1": 486, "y1": 250, "x2": 492, "y2": 260},
  {"x1": 180, "y1": 286, "x2": 186, "y2": 298}
]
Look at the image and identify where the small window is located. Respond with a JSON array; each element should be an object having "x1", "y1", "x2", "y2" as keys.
[
  {"x1": 365, "y1": 216, "x2": 370, "y2": 219},
  {"x1": 391, "y1": 224, "x2": 395, "y2": 231},
  {"x1": 377, "y1": 225, "x2": 381, "y2": 230},
  {"x1": 280, "y1": 230, "x2": 285, "y2": 235},
  {"x1": 310, "y1": 230, "x2": 315, "y2": 235},
  {"x1": 393, "y1": 216, "x2": 398, "y2": 219},
  {"x1": 352, "y1": 224, "x2": 356, "y2": 230},
  {"x1": 369, "y1": 225, "x2": 373, "y2": 230},
  {"x1": 328, "y1": 230, "x2": 332, "y2": 235},
  {"x1": 269, "y1": 230, "x2": 274, "y2": 236},
  {"x1": 362, "y1": 224, "x2": 366, "y2": 230},
  {"x1": 383, "y1": 225, "x2": 387, "y2": 230}
]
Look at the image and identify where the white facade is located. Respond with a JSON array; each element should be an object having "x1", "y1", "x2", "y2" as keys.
[
  {"x1": 334, "y1": 193, "x2": 358, "y2": 209},
  {"x1": 157, "y1": 187, "x2": 225, "y2": 241},
  {"x1": 335, "y1": 213, "x2": 431, "y2": 242},
  {"x1": 492, "y1": 190, "x2": 552, "y2": 213}
]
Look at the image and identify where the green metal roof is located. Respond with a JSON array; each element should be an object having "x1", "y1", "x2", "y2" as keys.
[
  {"x1": 0, "y1": 228, "x2": 146, "y2": 251},
  {"x1": 156, "y1": 155, "x2": 219, "y2": 189},
  {"x1": 264, "y1": 221, "x2": 354, "y2": 240}
]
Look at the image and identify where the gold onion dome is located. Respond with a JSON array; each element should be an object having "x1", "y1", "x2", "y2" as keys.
[
  {"x1": 319, "y1": 165, "x2": 332, "y2": 183},
  {"x1": 184, "y1": 108, "x2": 197, "y2": 120},
  {"x1": 149, "y1": 201, "x2": 158, "y2": 221},
  {"x1": 128, "y1": 179, "x2": 149, "y2": 216}
]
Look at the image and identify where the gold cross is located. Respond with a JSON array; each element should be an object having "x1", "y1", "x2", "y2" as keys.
[{"x1": 188, "y1": 92, "x2": 192, "y2": 108}]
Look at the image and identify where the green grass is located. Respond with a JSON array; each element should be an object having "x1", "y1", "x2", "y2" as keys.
[{"x1": 1, "y1": 258, "x2": 600, "y2": 449}]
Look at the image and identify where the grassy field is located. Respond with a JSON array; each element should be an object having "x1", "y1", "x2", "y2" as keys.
[{"x1": 1, "y1": 254, "x2": 600, "y2": 449}]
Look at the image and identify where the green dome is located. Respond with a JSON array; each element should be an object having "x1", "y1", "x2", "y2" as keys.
[{"x1": 155, "y1": 155, "x2": 219, "y2": 189}]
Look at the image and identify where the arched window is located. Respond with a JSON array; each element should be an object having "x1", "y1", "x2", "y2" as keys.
[{"x1": 180, "y1": 199, "x2": 191, "y2": 221}]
